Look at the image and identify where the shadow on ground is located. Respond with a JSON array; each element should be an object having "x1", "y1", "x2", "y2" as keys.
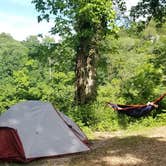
[{"x1": 69, "y1": 135, "x2": 166, "y2": 166}]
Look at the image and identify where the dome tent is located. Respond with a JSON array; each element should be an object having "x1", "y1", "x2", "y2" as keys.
[{"x1": 0, "y1": 101, "x2": 90, "y2": 162}]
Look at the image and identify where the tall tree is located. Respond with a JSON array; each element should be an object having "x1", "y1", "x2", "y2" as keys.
[
  {"x1": 130, "y1": 0, "x2": 166, "y2": 26},
  {"x1": 32, "y1": 0, "x2": 118, "y2": 104}
]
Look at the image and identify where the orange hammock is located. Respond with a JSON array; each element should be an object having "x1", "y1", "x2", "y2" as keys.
[{"x1": 108, "y1": 93, "x2": 166, "y2": 118}]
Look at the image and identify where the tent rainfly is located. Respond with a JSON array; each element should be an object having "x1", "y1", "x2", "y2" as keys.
[{"x1": 0, "y1": 101, "x2": 90, "y2": 162}]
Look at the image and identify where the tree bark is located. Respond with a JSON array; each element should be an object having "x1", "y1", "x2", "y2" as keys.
[{"x1": 75, "y1": 39, "x2": 97, "y2": 105}]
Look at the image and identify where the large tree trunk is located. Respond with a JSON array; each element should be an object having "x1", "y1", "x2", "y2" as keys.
[{"x1": 75, "y1": 39, "x2": 98, "y2": 105}]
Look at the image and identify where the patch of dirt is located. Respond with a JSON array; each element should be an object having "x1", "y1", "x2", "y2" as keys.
[
  {"x1": 1, "y1": 126, "x2": 166, "y2": 166},
  {"x1": 69, "y1": 126, "x2": 166, "y2": 166}
]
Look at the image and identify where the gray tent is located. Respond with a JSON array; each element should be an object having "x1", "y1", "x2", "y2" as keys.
[{"x1": 0, "y1": 101, "x2": 90, "y2": 162}]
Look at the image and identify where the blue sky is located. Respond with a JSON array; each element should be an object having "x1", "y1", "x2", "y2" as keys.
[
  {"x1": 0, "y1": 0, "x2": 57, "y2": 41},
  {"x1": 0, "y1": 0, "x2": 139, "y2": 41}
]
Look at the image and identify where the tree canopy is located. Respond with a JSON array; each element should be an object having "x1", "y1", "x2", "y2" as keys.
[
  {"x1": 32, "y1": 0, "x2": 118, "y2": 37},
  {"x1": 130, "y1": 0, "x2": 166, "y2": 26},
  {"x1": 32, "y1": 0, "x2": 119, "y2": 104}
]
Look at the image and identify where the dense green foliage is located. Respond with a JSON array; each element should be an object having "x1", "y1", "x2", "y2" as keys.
[
  {"x1": 0, "y1": 34, "x2": 75, "y2": 113},
  {"x1": 0, "y1": 20, "x2": 166, "y2": 133},
  {"x1": 0, "y1": 0, "x2": 166, "y2": 133}
]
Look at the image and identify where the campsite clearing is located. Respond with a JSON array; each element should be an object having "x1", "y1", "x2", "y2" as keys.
[{"x1": 1, "y1": 126, "x2": 166, "y2": 166}]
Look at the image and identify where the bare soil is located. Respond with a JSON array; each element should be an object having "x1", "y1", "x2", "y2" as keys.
[{"x1": 1, "y1": 126, "x2": 166, "y2": 166}]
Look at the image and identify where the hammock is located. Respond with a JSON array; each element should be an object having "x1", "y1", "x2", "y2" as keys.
[{"x1": 108, "y1": 93, "x2": 166, "y2": 118}]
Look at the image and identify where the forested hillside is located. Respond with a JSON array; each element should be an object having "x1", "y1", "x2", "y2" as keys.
[
  {"x1": 0, "y1": 19, "x2": 166, "y2": 132},
  {"x1": 1, "y1": 0, "x2": 166, "y2": 133}
]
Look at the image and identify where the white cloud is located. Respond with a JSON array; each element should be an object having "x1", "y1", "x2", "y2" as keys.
[
  {"x1": 0, "y1": 12, "x2": 60, "y2": 42},
  {"x1": 125, "y1": 0, "x2": 140, "y2": 10}
]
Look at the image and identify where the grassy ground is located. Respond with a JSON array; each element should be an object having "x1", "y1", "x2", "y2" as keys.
[{"x1": 1, "y1": 126, "x2": 166, "y2": 166}]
